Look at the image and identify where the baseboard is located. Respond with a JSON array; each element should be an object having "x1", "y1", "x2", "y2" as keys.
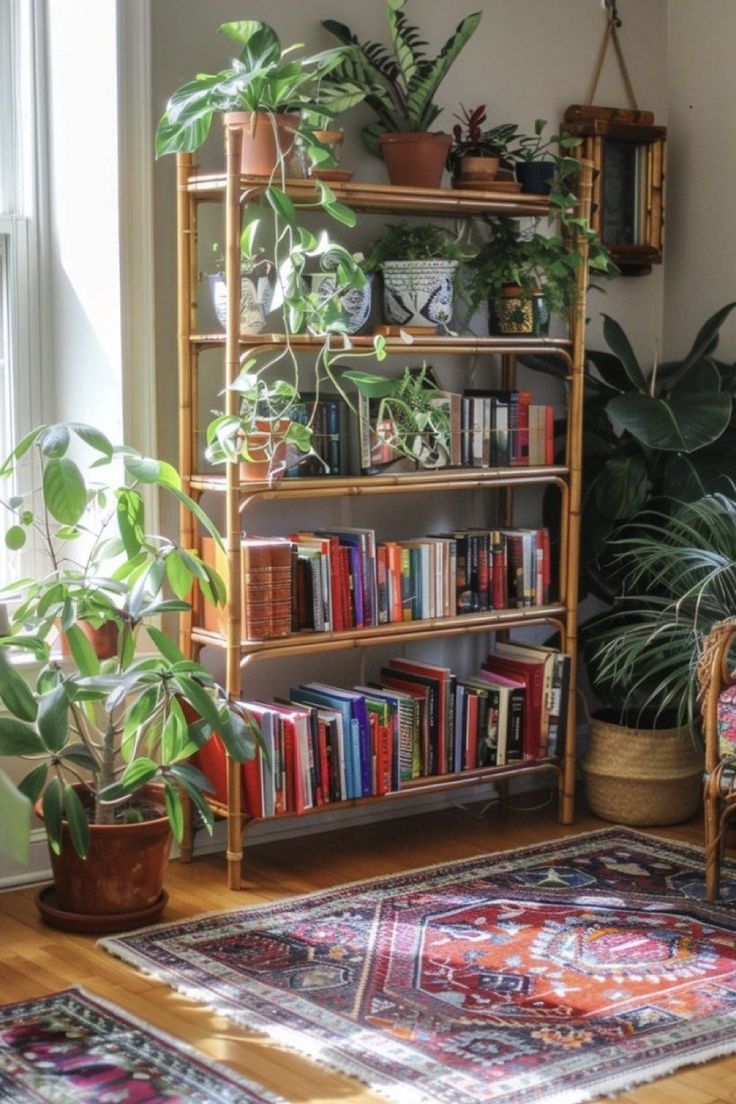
[{"x1": 0, "y1": 828, "x2": 52, "y2": 891}]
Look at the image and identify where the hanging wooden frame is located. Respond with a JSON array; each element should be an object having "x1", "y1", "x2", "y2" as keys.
[{"x1": 563, "y1": 105, "x2": 666, "y2": 275}]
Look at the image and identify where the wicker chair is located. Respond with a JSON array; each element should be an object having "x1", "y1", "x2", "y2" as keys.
[{"x1": 698, "y1": 617, "x2": 736, "y2": 900}]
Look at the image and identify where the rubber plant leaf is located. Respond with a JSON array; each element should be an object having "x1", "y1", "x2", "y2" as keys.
[
  {"x1": 601, "y1": 314, "x2": 647, "y2": 392},
  {"x1": 592, "y1": 455, "x2": 651, "y2": 521},
  {"x1": 607, "y1": 390, "x2": 732, "y2": 453}
]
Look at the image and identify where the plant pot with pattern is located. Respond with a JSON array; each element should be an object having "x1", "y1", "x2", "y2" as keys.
[
  {"x1": 322, "y1": 1, "x2": 482, "y2": 190},
  {"x1": 0, "y1": 422, "x2": 260, "y2": 932},
  {"x1": 154, "y1": 20, "x2": 364, "y2": 177}
]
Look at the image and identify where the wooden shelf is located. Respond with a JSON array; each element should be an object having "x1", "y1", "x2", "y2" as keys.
[
  {"x1": 189, "y1": 465, "x2": 570, "y2": 498},
  {"x1": 190, "y1": 332, "x2": 573, "y2": 359},
  {"x1": 208, "y1": 758, "x2": 559, "y2": 824},
  {"x1": 192, "y1": 603, "x2": 567, "y2": 662},
  {"x1": 183, "y1": 172, "x2": 552, "y2": 217}
]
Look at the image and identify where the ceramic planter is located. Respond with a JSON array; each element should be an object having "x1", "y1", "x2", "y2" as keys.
[
  {"x1": 515, "y1": 161, "x2": 555, "y2": 194},
  {"x1": 378, "y1": 132, "x2": 451, "y2": 189},
  {"x1": 239, "y1": 418, "x2": 293, "y2": 482},
  {"x1": 223, "y1": 111, "x2": 300, "y2": 176},
  {"x1": 36, "y1": 783, "x2": 171, "y2": 932},
  {"x1": 208, "y1": 272, "x2": 273, "y2": 336},
  {"x1": 489, "y1": 286, "x2": 550, "y2": 337},
  {"x1": 381, "y1": 260, "x2": 458, "y2": 329},
  {"x1": 310, "y1": 273, "x2": 373, "y2": 335},
  {"x1": 454, "y1": 154, "x2": 500, "y2": 185}
]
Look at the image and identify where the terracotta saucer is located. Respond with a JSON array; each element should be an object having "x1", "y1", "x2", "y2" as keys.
[
  {"x1": 452, "y1": 179, "x2": 522, "y2": 193},
  {"x1": 36, "y1": 884, "x2": 169, "y2": 934},
  {"x1": 312, "y1": 169, "x2": 354, "y2": 182}
]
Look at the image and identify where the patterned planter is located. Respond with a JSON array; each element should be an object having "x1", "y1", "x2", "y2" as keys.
[
  {"x1": 489, "y1": 286, "x2": 550, "y2": 337},
  {"x1": 208, "y1": 273, "x2": 273, "y2": 335},
  {"x1": 381, "y1": 260, "x2": 458, "y2": 329},
  {"x1": 310, "y1": 273, "x2": 373, "y2": 334}
]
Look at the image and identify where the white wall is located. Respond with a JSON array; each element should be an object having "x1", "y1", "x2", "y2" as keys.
[{"x1": 664, "y1": 0, "x2": 736, "y2": 359}]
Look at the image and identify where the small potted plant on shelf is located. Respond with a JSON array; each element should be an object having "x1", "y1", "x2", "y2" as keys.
[
  {"x1": 322, "y1": 0, "x2": 481, "y2": 189},
  {"x1": 309, "y1": 248, "x2": 373, "y2": 336},
  {"x1": 206, "y1": 373, "x2": 316, "y2": 481},
  {"x1": 510, "y1": 119, "x2": 582, "y2": 194},
  {"x1": 447, "y1": 107, "x2": 518, "y2": 188},
  {"x1": 207, "y1": 219, "x2": 274, "y2": 336},
  {"x1": 0, "y1": 422, "x2": 259, "y2": 931},
  {"x1": 155, "y1": 19, "x2": 364, "y2": 175},
  {"x1": 366, "y1": 222, "x2": 473, "y2": 331}
]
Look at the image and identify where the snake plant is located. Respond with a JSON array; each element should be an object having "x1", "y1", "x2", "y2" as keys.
[{"x1": 322, "y1": 0, "x2": 481, "y2": 155}]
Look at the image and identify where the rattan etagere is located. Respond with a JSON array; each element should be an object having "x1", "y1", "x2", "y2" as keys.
[{"x1": 176, "y1": 125, "x2": 593, "y2": 889}]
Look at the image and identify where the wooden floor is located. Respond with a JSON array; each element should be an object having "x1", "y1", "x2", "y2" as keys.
[{"x1": 2, "y1": 799, "x2": 736, "y2": 1104}]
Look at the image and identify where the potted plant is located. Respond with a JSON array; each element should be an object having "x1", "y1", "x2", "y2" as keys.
[
  {"x1": 366, "y1": 222, "x2": 472, "y2": 331},
  {"x1": 207, "y1": 219, "x2": 274, "y2": 336},
  {"x1": 447, "y1": 107, "x2": 518, "y2": 187},
  {"x1": 155, "y1": 20, "x2": 363, "y2": 176},
  {"x1": 510, "y1": 119, "x2": 582, "y2": 194},
  {"x1": 0, "y1": 423, "x2": 259, "y2": 930},
  {"x1": 309, "y1": 248, "x2": 373, "y2": 336},
  {"x1": 322, "y1": 1, "x2": 481, "y2": 189},
  {"x1": 206, "y1": 374, "x2": 316, "y2": 481}
]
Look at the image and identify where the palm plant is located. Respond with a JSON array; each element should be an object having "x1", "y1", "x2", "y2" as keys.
[
  {"x1": 322, "y1": 1, "x2": 481, "y2": 155},
  {"x1": 585, "y1": 492, "x2": 736, "y2": 731}
]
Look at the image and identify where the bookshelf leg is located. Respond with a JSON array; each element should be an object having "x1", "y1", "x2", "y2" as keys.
[{"x1": 180, "y1": 791, "x2": 194, "y2": 864}]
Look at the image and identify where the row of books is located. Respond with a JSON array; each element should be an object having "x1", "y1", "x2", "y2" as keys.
[
  {"x1": 358, "y1": 387, "x2": 557, "y2": 474},
  {"x1": 195, "y1": 643, "x2": 570, "y2": 817},
  {"x1": 202, "y1": 527, "x2": 552, "y2": 640},
  {"x1": 285, "y1": 395, "x2": 345, "y2": 477}
]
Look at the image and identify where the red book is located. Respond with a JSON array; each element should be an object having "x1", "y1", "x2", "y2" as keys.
[
  {"x1": 482, "y1": 653, "x2": 545, "y2": 760},
  {"x1": 388, "y1": 658, "x2": 451, "y2": 776},
  {"x1": 518, "y1": 391, "x2": 531, "y2": 465},
  {"x1": 385, "y1": 542, "x2": 402, "y2": 623},
  {"x1": 317, "y1": 715, "x2": 330, "y2": 804},
  {"x1": 545, "y1": 406, "x2": 555, "y2": 466}
]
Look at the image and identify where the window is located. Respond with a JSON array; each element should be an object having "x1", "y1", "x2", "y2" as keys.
[{"x1": 0, "y1": 0, "x2": 46, "y2": 585}]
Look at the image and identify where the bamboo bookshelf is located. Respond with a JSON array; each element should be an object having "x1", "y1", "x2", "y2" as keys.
[{"x1": 176, "y1": 127, "x2": 593, "y2": 889}]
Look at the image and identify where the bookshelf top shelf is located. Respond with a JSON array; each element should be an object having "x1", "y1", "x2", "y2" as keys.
[
  {"x1": 189, "y1": 465, "x2": 570, "y2": 499},
  {"x1": 190, "y1": 332, "x2": 573, "y2": 359},
  {"x1": 191, "y1": 603, "x2": 566, "y2": 661},
  {"x1": 183, "y1": 171, "x2": 553, "y2": 217}
]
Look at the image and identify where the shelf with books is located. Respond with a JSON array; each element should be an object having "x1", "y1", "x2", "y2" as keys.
[
  {"x1": 175, "y1": 133, "x2": 594, "y2": 888},
  {"x1": 191, "y1": 604, "x2": 566, "y2": 659},
  {"x1": 189, "y1": 466, "x2": 569, "y2": 497},
  {"x1": 184, "y1": 172, "x2": 553, "y2": 218}
]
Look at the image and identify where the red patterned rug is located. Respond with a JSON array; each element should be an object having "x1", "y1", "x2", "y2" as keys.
[
  {"x1": 0, "y1": 988, "x2": 283, "y2": 1103},
  {"x1": 102, "y1": 828, "x2": 736, "y2": 1104}
]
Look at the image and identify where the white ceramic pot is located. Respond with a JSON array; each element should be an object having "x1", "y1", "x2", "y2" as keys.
[
  {"x1": 310, "y1": 272, "x2": 373, "y2": 335},
  {"x1": 381, "y1": 260, "x2": 457, "y2": 329},
  {"x1": 208, "y1": 273, "x2": 273, "y2": 335}
]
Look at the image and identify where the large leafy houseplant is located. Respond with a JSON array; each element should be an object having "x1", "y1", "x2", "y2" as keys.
[
  {"x1": 0, "y1": 423, "x2": 259, "y2": 872},
  {"x1": 322, "y1": 0, "x2": 481, "y2": 187},
  {"x1": 581, "y1": 303, "x2": 736, "y2": 597},
  {"x1": 154, "y1": 19, "x2": 362, "y2": 168}
]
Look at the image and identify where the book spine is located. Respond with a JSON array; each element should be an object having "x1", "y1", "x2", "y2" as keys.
[
  {"x1": 545, "y1": 405, "x2": 554, "y2": 466},
  {"x1": 376, "y1": 544, "x2": 388, "y2": 623}
]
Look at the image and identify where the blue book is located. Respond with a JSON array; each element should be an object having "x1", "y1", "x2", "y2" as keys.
[
  {"x1": 290, "y1": 686, "x2": 357, "y2": 799},
  {"x1": 305, "y1": 684, "x2": 372, "y2": 797}
]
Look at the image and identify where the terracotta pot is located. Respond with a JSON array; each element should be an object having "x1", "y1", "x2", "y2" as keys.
[
  {"x1": 37, "y1": 783, "x2": 171, "y2": 922},
  {"x1": 239, "y1": 418, "x2": 292, "y2": 482},
  {"x1": 455, "y1": 154, "x2": 500, "y2": 181},
  {"x1": 223, "y1": 111, "x2": 300, "y2": 176},
  {"x1": 378, "y1": 132, "x2": 451, "y2": 189},
  {"x1": 60, "y1": 620, "x2": 119, "y2": 660}
]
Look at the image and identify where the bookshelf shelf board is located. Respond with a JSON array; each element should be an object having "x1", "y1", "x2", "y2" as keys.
[
  {"x1": 189, "y1": 466, "x2": 570, "y2": 498},
  {"x1": 207, "y1": 759, "x2": 559, "y2": 825},
  {"x1": 191, "y1": 603, "x2": 566, "y2": 661},
  {"x1": 190, "y1": 332, "x2": 573, "y2": 359},
  {"x1": 184, "y1": 172, "x2": 553, "y2": 217}
]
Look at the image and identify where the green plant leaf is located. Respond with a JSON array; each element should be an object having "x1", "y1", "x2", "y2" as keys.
[
  {"x1": 601, "y1": 314, "x2": 647, "y2": 392},
  {"x1": 165, "y1": 550, "x2": 192, "y2": 601},
  {"x1": 0, "y1": 769, "x2": 31, "y2": 862},
  {"x1": 607, "y1": 390, "x2": 732, "y2": 453},
  {"x1": 62, "y1": 784, "x2": 90, "y2": 858},
  {"x1": 164, "y1": 779, "x2": 184, "y2": 843},
  {"x1": 342, "y1": 370, "x2": 397, "y2": 397},
  {"x1": 218, "y1": 708, "x2": 258, "y2": 762},
  {"x1": 266, "y1": 187, "x2": 296, "y2": 225},
  {"x1": 124, "y1": 454, "x2": 160, "y2": 484},
  {"x1": 146, "y1": 625, "x2": 185, "y2": 665},
  {"x1": 0, "y1": 426, "x2": 43, "y2": 478},
  {"x1": 324, "y1": 201, "x2": 356, "y2": 228},
  {"x1": 18, "y1": 763, "x2": 48, "y2": 805},
  {"x1": 38, "y1": 424, "x2": 70, "y2": 458},
  {"x1": 167, "y1": 764, "x2": 215, "y2": 834},
  {"x1": 0, "y1": 717, "x2": 45, "y2": 755},
  {"x1": 116, "y1": 488, "x2": 145, "y2": 557},
  {"x1": 63, "y1": 624, "x2": 100, "y2": 677},
  {"x1": 42, "y1": 458, "x2": 88, "y2": 525},
  {"x1": 59, "y1": 744, "x2": 99, "y2": 772},
  {"x1": 71, "y1": 424, "x2": 113, "y2": 458},
  {"x1": 4, "y1": 525, "x2": 26, "y2": 550},
  {"x1": 662, "y1": 432, "x2": 736, "y2": 501},
  {"x1": 121, "y1": 757, "x2": 159, "y2": 791},
  {"x1": 593, "y1": 455, "x2": 650, "y2": 520},
  {"x1": 0, "y1": 652, "x2": 37, "y2": 721},
  {"x1": 36, "y1": 684, "x2": 69, "y2": 753},
  {"x1": 680, "y1": 301, "x2": 736, "y2": 371},
  {"x1": 42, "y1": 776, "x2": 64, "y2": 855}
]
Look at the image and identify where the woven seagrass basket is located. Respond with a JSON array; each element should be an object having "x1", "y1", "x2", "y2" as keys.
[{"x1": 583, "y1": 714, "x2": 703, "y2": 826}]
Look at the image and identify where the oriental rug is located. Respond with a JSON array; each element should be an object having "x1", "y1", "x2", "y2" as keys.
[
  {"x1": 0, "y1": 987, "x2": 283, "y2": 1103},
  {"x1": 102, "y1": 828, "x2": 736, "y2": 1104}
]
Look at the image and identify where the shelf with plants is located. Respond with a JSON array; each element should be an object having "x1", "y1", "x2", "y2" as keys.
[{"x1": 160, "y1": 14, "x2": 595, "y2": 889}]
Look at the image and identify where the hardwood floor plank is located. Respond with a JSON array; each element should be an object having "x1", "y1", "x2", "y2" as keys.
[{"x1": 0, "y1": 801, "x2": 733, "y2": 1104}]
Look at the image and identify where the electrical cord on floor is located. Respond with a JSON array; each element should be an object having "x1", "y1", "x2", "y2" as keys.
[{"x1": 449, "y1": 782, "x2": 556, "y2": 820}]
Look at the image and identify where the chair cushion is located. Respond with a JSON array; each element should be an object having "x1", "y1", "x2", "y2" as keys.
[{"x1": 717, "y1": 684, "x2": 736, "y2": 758}]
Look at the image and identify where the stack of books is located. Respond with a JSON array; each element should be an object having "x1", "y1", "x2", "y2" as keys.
[{"x1": 199, "y1": 643, "x2": 570, "y2": 817}]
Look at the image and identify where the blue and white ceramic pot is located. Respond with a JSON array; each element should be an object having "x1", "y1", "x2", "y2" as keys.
[
  {"x1": 381, "y1": 260, "x2": 457, "y2": 329},
  {"x1": 208, "y1": 273, "x2": 273, "y2": 335}
]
